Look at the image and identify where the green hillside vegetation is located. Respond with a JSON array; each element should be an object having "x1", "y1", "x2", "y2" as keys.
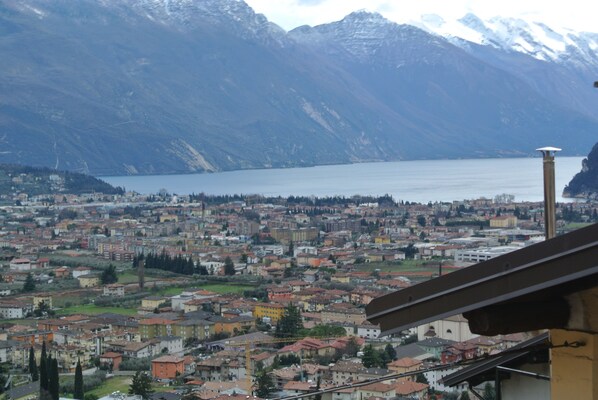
[{"x1": 0, "y1": 164, "x2": 124, "y2": 197}]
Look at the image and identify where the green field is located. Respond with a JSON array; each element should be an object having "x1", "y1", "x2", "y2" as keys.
[
  {"x1": 86, "y1": 375, "x2": 175, "y2": 398},
  {"x1": 118, "y1": 271, "x2": 159, "y2": 284},
  {"x1": 87, "y1": 376, "x2": 132, "y2": 398},
  {"x1": 154, "y1": 287, "x2": 185, "y2": 296},
  {"x1": 149, "y1": 282, "x2": 253, "y2": 297},
  {"x1": 56, "y1": 304, "x2": 138, "y2": 316},
  {"x1": 562, "y1": 222, "x2": 592, "y2": 231},
  {"x1": 201, "y1": 283, "x2": 254, "y2": 294}
]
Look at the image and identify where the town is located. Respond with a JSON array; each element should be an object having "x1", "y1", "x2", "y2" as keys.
[{"x1": 0, "y1": 178, "x2": 597, "y2": 400}]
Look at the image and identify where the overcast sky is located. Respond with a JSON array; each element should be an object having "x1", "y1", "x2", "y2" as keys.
[{"x1": 244, "y1": 0, "x2": 597, "y2": 32}]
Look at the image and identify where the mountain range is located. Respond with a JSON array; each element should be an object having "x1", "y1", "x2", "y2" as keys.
[{"x1": 1, "y1": 0, "x2": 597, "y2": 176}]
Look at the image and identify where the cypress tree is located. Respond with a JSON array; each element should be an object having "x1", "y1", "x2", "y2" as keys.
[
  {"x1": 39, "y1": 342, "x2": 48, "y2": 393},
  {"x1": 29, "y1": 347, "x2": 39, "y2": 381},
  {"x1": 74, "y1": 359, "x2": 84, "y2": 400},
  {"x1": 49, "y1": 357, "x2": 59, "y2": 400}
]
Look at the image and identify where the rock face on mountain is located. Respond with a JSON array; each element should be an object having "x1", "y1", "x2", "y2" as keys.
[
  {"x1": 1, "y1": 1, "x2": 597, "y2": 175},
  {"x1": 564, "y1": 143, "x2": 598, "y2": 199}
]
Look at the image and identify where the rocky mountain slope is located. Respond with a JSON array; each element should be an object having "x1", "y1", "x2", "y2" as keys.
[
  {"x1": 564, "y1": 144, "x2": 598, "y2": 199},
  {"x1": 1, "y1": 1, "x2": 597, "y2": 175}
]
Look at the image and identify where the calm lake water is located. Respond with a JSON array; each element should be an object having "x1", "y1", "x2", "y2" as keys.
[{"x1": 102, "y1": 157, "x2": 585, "y2": 204}]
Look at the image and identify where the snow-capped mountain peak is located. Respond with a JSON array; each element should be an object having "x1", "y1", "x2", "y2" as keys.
[{"x1": 413, "y1": 12, "x2": 598, "y2": 66}]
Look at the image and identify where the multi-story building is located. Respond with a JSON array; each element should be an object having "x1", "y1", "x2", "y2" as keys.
[
  {"x1": 151, "y1": 355, "x2": 185, "y2": 380},
  {"x1": 489, "y1": 215, "x2": 518, "y2": 228},
  {"x1": 172, "y1": 319, "x2": 213, "y2": 342},
  {"x1": 253, "y1": 303, "x2": 286, "y2": 324},
  {"x1": 33, "y1": 294, "x2": 53, "y2": 310},
  {"x1": 141, "y1": 296, "x2": 166, "y2": 310},
  {"x1": 270, "y1": 227, "x2": 318, "y2": 244},
  {"x1": 78, "y1": 274, "x2": 101, "y2": 288},
  {"x1": 9, "y1": 258, "x2": 32, "y2": 271},
  {"x1": 0, "y1": 300, "x2": 33, "y2": 319},
  {"x1": 209, "y1": 315, "x2": 254, "y2": 335},
  {"x1": 139, "y1": 318, "x2": 175, "y2": 339},
  {"x1": 453, "y1": 246, "x2": 520, "y2": 263},
  {"x1": 103, "y1": 284, "x2": 125, "y2": 297}
]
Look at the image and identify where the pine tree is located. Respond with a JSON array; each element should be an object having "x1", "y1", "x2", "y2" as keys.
[
  {"x1": 223, "y1": 256, "x2": 235, "y2": 275},
  {"x1": 101, "y1": 264, "x2": 118, "y2": 284},
  {"x1": 23, "y1": 272, "x2": 36, "y2": 292},
  {"x1": 29, "y1": 347, "x2": 39, "y2": 381},
  {"x1": 129, "y1": 371, "x2": 154, "y2": 400},
  {"x1": 274, "y1": 304, "x2": 304, "y2": 338},
  {"x1": 384, "y1": 343, "x2": 397, "y2": 361},
  {"x1": 74, "y1": 359, "x2": 84, "y2": 400},
  {"x1": 255, "y1": 370, "x2": 274, "y2": 398},
  {"x1": 361, "y1": 344, "x2": 381, "y2": 368}
]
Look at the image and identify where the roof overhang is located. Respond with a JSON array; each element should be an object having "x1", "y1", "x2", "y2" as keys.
[
  {"x1": 441, "y1": 332, "x2": 549, "y2": 387},
  {"x1": 366, "y1": 223, "x2": 598, "y2": 336}
]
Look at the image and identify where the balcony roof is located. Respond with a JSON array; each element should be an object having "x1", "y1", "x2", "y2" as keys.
[{"x1": 366, "y1": 223, "x2": 598, "y2": 336}]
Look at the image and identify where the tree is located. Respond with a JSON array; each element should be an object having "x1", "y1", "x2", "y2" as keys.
[
  {"x1": 34, "y1": 300, "x2": 54, "y2": 317},
  {"x1": 74, "y1": 359, "x2": 84, "y2": 400},
  {"x1": 415, "y1": 373, "x2": 428, "y2": 385},
  {"x1": 275, "y1": 304, "x2": 303, "y2": 338},
  {"x1": 39, "y1": 342, "x2": 49, "y2": 399},
  {"x1": 23, "y1": 273, "x2": 36, "y2": 292},
  {"x1": 223, "y1": 256, "x2": 235, "y2": 276},
  {"x1": 342, "y1": 337, "x2": 360, "y2": 358},
  {"x1": 314, "y1": 376, "x2": 322, "y2": 400},
  {"x1": 483, "y1": 382, "x2": 496, "y2": 400},
  {"x1": 255, "y1": 370, "x2": 275, "y2": 398},
  {"x1": 384, "y1": 343, "x2": 397, "y2": 361},
  {"x1": 278, "y1": 354, "x2": 301, "y2": 366},
  {"x1": 361, "y1": 344, "x2": 381, "y2": 368},
  {"x1": 101, "y1": 264, "x2": 118, "y2": 284},
  {"x1": 195, "y1": 262, "x2": 208, "y2": 275},
  {"x1": 129, "y1": 371, "x2": 154, "y2": 400},
  {"x1": 308, "y1": 324, "x2": 346, "y2": 337},
  {"x1": 49, "y1": 357, "x2": 59, "y2": 400},
  {"x1": 29, "y1": 347, "x2": 39, "y2": 381}
]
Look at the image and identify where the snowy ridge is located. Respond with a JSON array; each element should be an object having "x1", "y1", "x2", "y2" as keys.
[
  {"x1": 311, "y1": 11, "x2": 395, "y2": 59},
  {"x1": 411, "y1": 12, "x2": 598, "y2": 67},
  {"x1": 131, "y1": 0, "x2": 287, "y2": 45},
  {"x1": 305, "y1": 11, "x2": 444, "y2": 62},
  {"x1": 14, "y1": 0, "x2": 287, "y2": 46}
]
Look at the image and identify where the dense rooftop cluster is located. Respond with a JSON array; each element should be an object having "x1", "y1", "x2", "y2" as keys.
[{"x1": 0, "y1": 188, "x2": 596, "y2": 399}]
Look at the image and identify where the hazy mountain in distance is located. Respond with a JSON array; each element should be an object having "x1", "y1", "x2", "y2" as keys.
[{"x1": 1, "y1": 1, "x2": 597, "y2": 175}]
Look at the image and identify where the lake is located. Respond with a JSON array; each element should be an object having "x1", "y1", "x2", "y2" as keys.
[{"x1": 102, "y1": 157, "x2": 585, "y2": 204}]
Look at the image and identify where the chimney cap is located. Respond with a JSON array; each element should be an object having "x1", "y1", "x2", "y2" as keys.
[{"x1": 536, "y1": 147, "x2": 562, "y2": 152}]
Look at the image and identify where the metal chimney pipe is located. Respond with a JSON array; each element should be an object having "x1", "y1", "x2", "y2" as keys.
[{"x1": 536, "y1": 147, "x2": 561, "y2": 239}]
